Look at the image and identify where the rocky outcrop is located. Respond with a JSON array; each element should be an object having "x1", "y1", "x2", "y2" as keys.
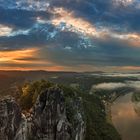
[
  {"x1": 0, "y1": 87, "x2": 85, "y2": 140},
  {"x1": 30, "y1": 87, "x2": 72, "y2": 140},
  {"x1": 0, "y1": 97, "x2": 21, "y2": 140},
  {"x1": 65, "y1": 97, "x2": 85, "y2": 140}
]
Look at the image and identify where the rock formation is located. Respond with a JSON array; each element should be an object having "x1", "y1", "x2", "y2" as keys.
[
  {"x1": 0, "y1": 97, "x2": 21, "y2": 140},
  {"x1": 0, "y1": 87, "x2": 85, "y2": 140}
]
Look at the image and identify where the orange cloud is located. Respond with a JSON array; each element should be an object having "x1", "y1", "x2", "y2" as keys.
[
  {"x1": 43, "y1": 65, "x2": 65, "y2": 71},
  {"x1": 126, "y1": 33, "x2": 140, "y2": 47},
  {"x1": 0, "y1": 48, "x2": 39, "y2": 64},
  {"x1": 111, "y1": 33, "x2": 140, "y2": 47},
  {"x1": 51, "y1": 8, "x2": 97, "y2": 36},
  {"x1": 50, "y1": 8, "x2": 140, "y2": 48},
  {"x1": 0, "y1": 66, "x2": 65, "y2": 71},
  {"x1": 120, "y1": 66, "x2": 140, "y2": 70},
  {"x1": 0, "y1": 48, "x2": 66, "y2": 71}
]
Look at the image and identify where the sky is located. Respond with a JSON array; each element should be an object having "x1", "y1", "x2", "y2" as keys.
[{"x1": 0, "y1": 0, "x2": 140, "y2": 72}]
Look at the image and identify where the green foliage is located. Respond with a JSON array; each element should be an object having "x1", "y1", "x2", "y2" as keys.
[
  {"x1": 58, "y1": 85, "x2": 76, "y2": 98},
  {"x1": 19, "y1": 80, "x2": 53, "y2": 110},
  {"x1": 82, "y1": 93, "x2": 121, "y2": 140},
  {"x1": 132, "y1": 91, "x2": 140, "y2": 102}
]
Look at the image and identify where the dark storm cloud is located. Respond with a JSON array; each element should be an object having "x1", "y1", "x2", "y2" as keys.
[
  {"x1": 41, "y1": 42, "x2": 140, "y2": 67},
  {"x1": 1, "y1": 0, "x2": 140, "y2": 33},
  {"x1": 36, "y1": 29, "x2": 140, "y2": 67},
  {"x1": 51, "y1": 0, "x2": 140, "y2": 33},
  {"x1": 0, "y1": 22, "x2": 140, "y2": 68},
  {"x1": 0, "y1": 62, "x2": 53, "y2": 68},
  {"x1": 0, "y1": 7, "x2": 52, "y2": 29},
  {"x1": 0, "y1": 0, "x2": 140, "y2": 70},
  {"x1": 0, "y1": 23, "x2": 57, "y2": 51}
]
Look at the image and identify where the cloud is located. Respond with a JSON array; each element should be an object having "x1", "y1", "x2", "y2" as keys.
[
  {"x1": 93, "y1": 80, "x2": 140, "y2": 91},
  {"x1": 0, "y1": 48, "x2": 39, "y2": 64},
  {"x1": 0, "y1": 48, "x2": 64, "y2": 71},
  {"x1": 127, "y1": 81, "x2": 140, "y2": 90},
  {"x1": 51, "y1": 7, "x2": 97, "y2": 36},
  {"x1": 0, "y1": 0, "x2": 50, "y2": 11},
  {"x1": 93, "y1": 82, "x2": 126, "y2": 90},
  {"x1": 113, "y1": 0, "x2": 135, "y2": 6},
  {"x1": 0, "y1": 24, "x2": 12, "y2": 36},
  {"x1": 50, "y1": 7, "x2": 140, "y2": 48},
  {"x1": 0, "y1": 0, "x2": 140, "y2": 71},
  {"x1": 121, "y1": 66, "x2": 140, "y2": 71},
  {"x1": 0, "y1": 7, "x2": 52, "y2": 29}
]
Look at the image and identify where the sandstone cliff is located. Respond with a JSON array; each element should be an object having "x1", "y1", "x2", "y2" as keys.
[{"x1": 0, "y1": 87, "x2": 85, "y2": 140}]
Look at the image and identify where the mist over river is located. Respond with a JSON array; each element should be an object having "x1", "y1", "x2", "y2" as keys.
[{"x1": 111, "y1": 93, "x2": 140, "y2": 140}]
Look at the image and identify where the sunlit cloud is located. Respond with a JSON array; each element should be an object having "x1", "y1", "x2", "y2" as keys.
[
  {"x1": 49, "y1": 8, "x2": 140, "y2": 48},
  {"x1": 51, "y1": 8, "x2": 97, "y2": 36},
  {"x1": 8, "y1": 29, "x2": 30, "y2": 37},
  {"x1": 0, "y1": 1, "x2": 140, "y2": 71},
  {"x1": 0, "y1": 48, "x2": 39, "y2": 64},
  {"x1": 0, "y1": 48, "x2": 66, "y2": 71},
  {"x1": 0, "y1": 24, "x2": 30, "y2": 37},
  {"x1": 120, "y1": 66, "x2": 140, "y2": 70},
  {"x1": 111, "y1": 33, "x2": 140, "y2": 47},
  {"x1": 0, "y1": 24, "x2": 12, "y2": 36},
  {"x1": 0, "y1": 65, "x2": 65, "y2": 71}
]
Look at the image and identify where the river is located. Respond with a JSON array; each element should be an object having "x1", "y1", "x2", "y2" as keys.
[{"x1": 111, "y1": 93, "x2": 140, "y2": 140}]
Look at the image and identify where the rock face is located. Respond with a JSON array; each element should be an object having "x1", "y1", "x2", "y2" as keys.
[
  {"x1": 0, "y1": 87, "x2": 85, "y2": 140},
  {"x1": 0, "y1": 97, "x2": 21, "y2": 140},
  {"x1": 30, "y1": 87, "x2": 71, "y2": 140}
]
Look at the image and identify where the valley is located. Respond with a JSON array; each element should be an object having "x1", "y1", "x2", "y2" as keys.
[{"x1": 0, "y1": 71, "x2": 140, "y2": 140}]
